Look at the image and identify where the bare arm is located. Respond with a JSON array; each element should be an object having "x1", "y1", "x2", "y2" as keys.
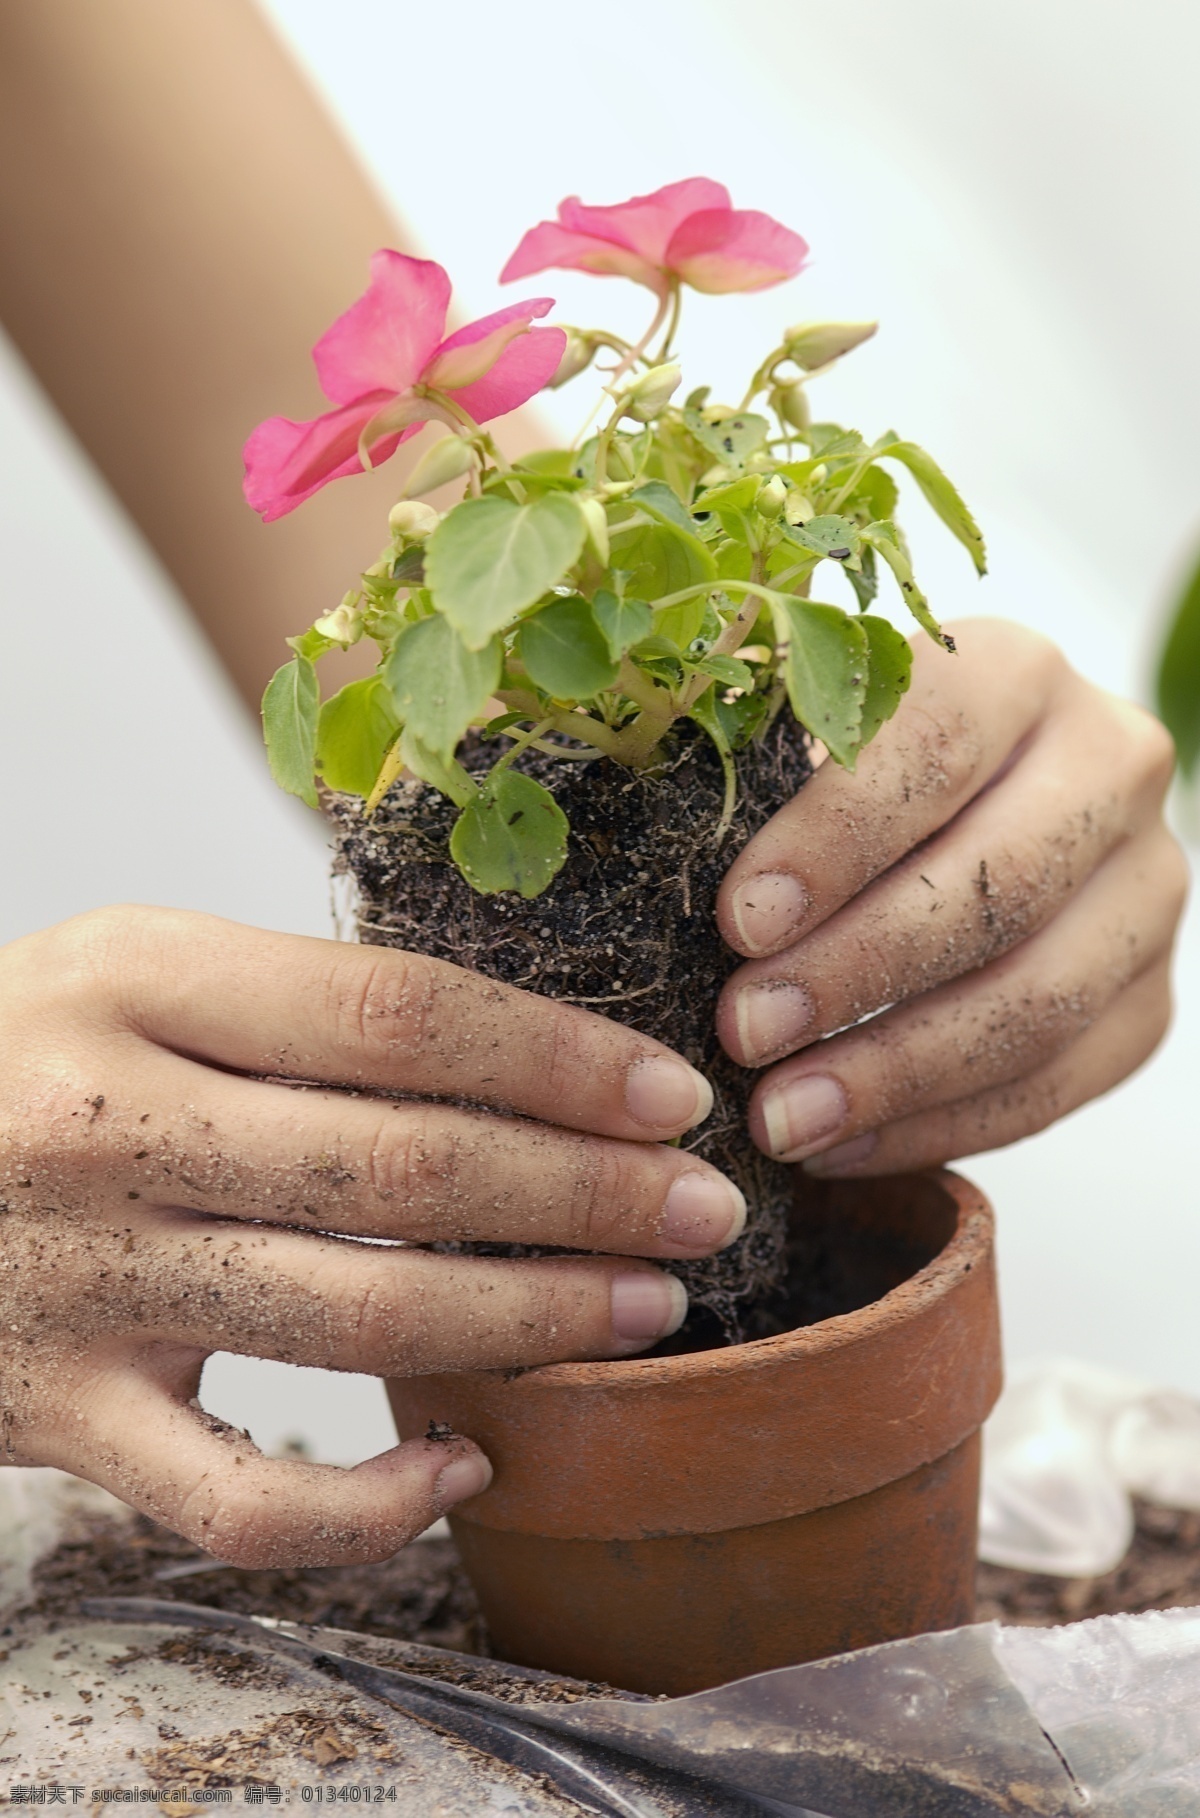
[{"x1": 0, "y1": 0, "x2": 538, "y2": 712}]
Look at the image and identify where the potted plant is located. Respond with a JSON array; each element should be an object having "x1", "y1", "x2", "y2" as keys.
[{"x1": 246, "y1": 178, "x2": 1002, "y2": 1696}]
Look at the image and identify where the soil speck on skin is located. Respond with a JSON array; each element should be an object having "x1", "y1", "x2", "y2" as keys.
[{"x1": 330, "y1": 715, "x2": 814, "y2": 1343}]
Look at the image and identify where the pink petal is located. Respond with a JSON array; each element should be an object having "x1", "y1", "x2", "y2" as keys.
[
  {"x1": 242, "y1": 393, "x2": 416, "y2": 522},
  {"x1": 421, "y1": 297, "x2": 555, "y2": 391},
  {"x1": 312, "y1": 251, "x2": 451, "y2": 404},
  {"x1": 560, "y1": 179, "x2": 731, "y2": 264},
  {"x1": 447, "y1": 326, "x2": 568, "y2": 424},
  {"x1": 665, "y1": 208, "x2": 809, "y2": 294},
  {"x1": 500, "y1": 220, "x2": 661, "y2": 287}
]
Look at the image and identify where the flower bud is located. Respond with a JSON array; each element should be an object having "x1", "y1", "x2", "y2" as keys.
[
  {"x1": 756, "y1": 475, "x2": 788, "y2": 519},
  {"x1": 548, "y1": 329, "x2": 600, "y2": 389},
  {"x1": 314, "y1": 595, "x2": 364, "y2": 647},
  {"x1": 772, "y1": 380, "x2": 811, "y2": 431},
  {"x1": 781, "y1": 321, "x2": 878, "y2": 373},
  {"x1": 401, "y1": 434, "x2": 479, "y2": 499},
  {"x1": 578, "y1": 496, "x2": 609, "y2": 566},
  {"x1": 784, "y1": 488, "x2": 815, "y2": 525},
  {"x1": 388, "y1": 499, "x2": 441, "y2": 541},
  {"x1": 621, "y1": 361, "x2": 682, "y2": 422}
]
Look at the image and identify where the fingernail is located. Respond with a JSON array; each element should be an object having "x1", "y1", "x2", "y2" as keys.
[
  {"x1": 435, "y1": 1452, "x2": 493, "y2": 1510},
  {"x1": 734, "y1": 982, "x2": 813, "y2": 1065},
  {"x1": 626, "y1": 1054, "x2": 713, "y2": 1131},
  {"x1": 660, "y1": 1172, "x2": 747, "y2": 1253},
  {"x1": 803, "y1": 1132, "x2": 878, "y2": 1176},
  {"x1": 730, "y1": 873, "x2": 810, "y2": 955},
  {"x1": 761, "y1": 1075, "x2": 848, "y2": 1160},
  {"x1": 611, "y1": 1271, "x2": 688, "y2": 1344}
]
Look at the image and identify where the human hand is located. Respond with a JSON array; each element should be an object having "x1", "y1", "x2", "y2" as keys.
[
  {"x1": 0, "y1": 908, "x2": 742, "y2": 1566},
  {"x1": 716, "y1": 618, "x2": 1187, "y2": 1175}
]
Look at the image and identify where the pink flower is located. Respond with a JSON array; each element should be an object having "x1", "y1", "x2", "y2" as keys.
[
  {"x1": 501, "y1": 178, "x2": 808, "y2": 297},
  {"x1": 244, "y1": 251, "x2": 565, "y2": 521}
]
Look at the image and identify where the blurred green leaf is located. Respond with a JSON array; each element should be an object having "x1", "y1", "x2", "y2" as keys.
[
  {"x1": 779, "y1": 514, "x2": 862, "y2": 564},
  {"x1": 693, "y1": 653, "x2": 754, "y2": 690},
  {"x1": 593, "y1": 589, "x2": 652, "y2": 661},
  {"x1": 683, "y1": 409, "x2": 770, "y2": 471},
  {"x1": 694, "y1": 475, "x2": 761, "y2": 513},
  {"x1": 450, "y1": 768, "x2": 569, "y2": 897},
  {"x1": 859, "y1": 615, "x2": 913, "y2": 746},
  {"x1": 425, "y1": 493, "x2": 585, "y2": 648},
  {"x1": 262, "y1": 657, "x2": 319, "y2": 808},
  {"x1": 862, "y1": 520, "x2": 948, "y2": 647},
  {"x1": 385, "y1": 614, "x2": 501, "y2": 758},
  {"x1": 517, "y1": 595, "x2": 619, "y2": 699},
  {"x1": 316, "y1": 677, "x2": 400, "y2": 797},
  {"x1": 628, "y1": 480, "x2": 695, "y2": 536},
  {"x1": 773, "y1": 598, "x2": 869, "y2": 768},
  {"x1": 609, "y1": 517, "x2": 716, "y2": 597},
  {"x1": 1157, "y1": 543, "x2": 1200, "y2": 778},
  {"x1": 877, "y1": 441, "x2": 987, "y2": 574},
  {"x1": 846, "y1": 542, "x2": 879, "y2": 610}
]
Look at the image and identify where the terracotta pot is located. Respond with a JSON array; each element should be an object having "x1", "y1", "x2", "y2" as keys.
[{"x1": 388, "y1": 1168, "x2": 1002, "y2": 1696}]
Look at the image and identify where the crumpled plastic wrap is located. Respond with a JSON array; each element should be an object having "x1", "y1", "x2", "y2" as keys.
[
  {"x1": 980, "y1": 1358, "x2": 1200, "y2": 1576},
  {"x1": 16, "y1": 1600, "x2": 1199, "y2": 1816}
]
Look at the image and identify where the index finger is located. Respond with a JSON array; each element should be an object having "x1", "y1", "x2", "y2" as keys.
[
  {"x1": 94, "y1": 908, "x2": 712, "y2": 1142},
  {"x1": 716, "y1": 620, "x2": 1066, "y2": 958}
]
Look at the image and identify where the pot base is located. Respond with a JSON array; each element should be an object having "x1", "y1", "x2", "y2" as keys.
[{"x1": 449, "y1": 1433, "x2": 981, "y2": 1697}]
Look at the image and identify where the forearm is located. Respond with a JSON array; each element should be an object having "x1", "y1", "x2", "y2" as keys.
[{"x1": 0, "y1": 0, "x2": 539, "y2": 712}]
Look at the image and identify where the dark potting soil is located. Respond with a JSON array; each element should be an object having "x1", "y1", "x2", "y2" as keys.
[{"x1": 329, "y1": 713, "x2": 814, "y2": 1344}]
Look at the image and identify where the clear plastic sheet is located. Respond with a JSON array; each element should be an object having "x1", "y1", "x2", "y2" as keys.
[{"x1": 18, "y1": 1599, "x2": 1198, "y2": 1817}]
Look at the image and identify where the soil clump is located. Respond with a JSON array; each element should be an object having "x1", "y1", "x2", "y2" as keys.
[{"x1": 329, "y1": 715, "x2": 813, "y2": 1343}]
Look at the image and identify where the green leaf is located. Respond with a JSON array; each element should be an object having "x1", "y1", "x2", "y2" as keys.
[
  {"x1": 693, "y1": 653, "x2": 754, "y2": 690},
  {"x1": 608, "y1": 518, "x2": 716, "y2": 598},
  {"x1": 715, "y1": 537, "x2": 754, "y2": 582},
  {"x1": 628, "y1": 480, "x2": 695, "y2": 537},
  {"x1": 399, "y1": 726, "x2": 478, "y2": 809},
  {"x1": 859, "y1": 615, "x2": 913, "y2": 746},
  {"x1": 425, "y1": 492, "x2": 585, "y2": 649},
  {"x1": 714, "y1": 687, "x2": 770, "y2": 750},
  {"x1": 516, "y1": 595, "x2": 619, "y2": 699},
  {"x1": 655, "y1": 593, "x2": 708, "y2": 649},
  {"x1": 450, "y1": 768, "x2": 569, "y2": 898},
  {"x1": 262, "y1": 657, "x2": 319, "y2": 807},
  {"x1": 391, "y1": 546, "x2": 426, "y2": 587},
  {"x1": 779, "y1": 514, "x2": 862, "y2": 564},
  {"x1": 1157, "y1": 544, "x2": 1200, "y2": 777},
  {"x1": 683, "y1": 409, "x2": 771, "y2": 471},
  {"x1": 773, "y1": 599, "x2": 869, "y2": 768},
  {"x1": 877, "y1": 441, "x2": 987, "y2": 574},
  {"x1": 807, "y1": 424, "x2": 867, "y2": 461},
  {"x1": 693, "y1": 475, "x2": 761, "y2": 513},
  {"x1": 316, "y1": 677, "x2": 401, "y2": 797},
  {"x1": 592, "y1": 589, "x2": 652, "y2": 661},
  {"x1": 846, "y1": 542, "x2": 879, "y2": 611},
  {"x1": 848, "y1": 464, "x2": 899, "y2": 524},
  {"x1": 385, "y1": 614, "x2": 502, "y2": 758},
  {"x1": 862, "y1": 521, "x2": 949, "y2": 646},
  {"x1": 288, "y1": 626, "x2": 337, "y2": 662}
]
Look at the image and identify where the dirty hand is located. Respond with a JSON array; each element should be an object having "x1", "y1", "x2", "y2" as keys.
[
  {"x1": 0, "y1": 908, "x2": 743, "y2": 1566},
  {"x1": 716, "y1": 618, "x2": 1187, "y2": 1175}
]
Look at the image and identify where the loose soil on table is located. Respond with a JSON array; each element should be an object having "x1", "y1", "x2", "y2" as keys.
[{"x1": 25, "y1": 1497, "x2": 1200, "y2": 1659}]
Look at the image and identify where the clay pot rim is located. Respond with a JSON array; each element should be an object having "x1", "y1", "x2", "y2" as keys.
[{"x1": 518, "y1": 1167, "x2": 987, "y2": 1393}]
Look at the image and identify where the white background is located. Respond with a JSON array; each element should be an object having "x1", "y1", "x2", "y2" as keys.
[{"x1": 2, "y1": 0, "x2": 1198, "y2": 1461}]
